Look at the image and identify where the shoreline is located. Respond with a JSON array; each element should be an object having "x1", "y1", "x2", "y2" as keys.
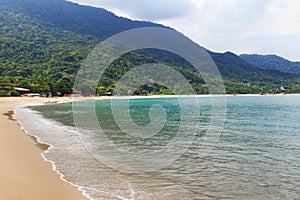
[
  {"x1": 1, "y1": 94, "x2": 299, "y2": 199},
  {"x1": 0, "y1": 97, "x2": 88, "y2": 200},
  {"x1": 75, "y1": 93, "x2": 300, "y2": 101}
]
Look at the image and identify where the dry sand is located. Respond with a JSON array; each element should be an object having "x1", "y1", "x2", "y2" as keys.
[{"x1": 0, "y1": 97, "x2": 88, "y2": 200}]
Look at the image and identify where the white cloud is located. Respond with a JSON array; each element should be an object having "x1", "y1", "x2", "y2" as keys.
[
  {"x1": 69, "y1": 0, "x2": 300, "y2": 60},
  {"x1": 69, "y1": 0, "x2": 195, "y2": 20},
  {"x1": 159, "y1": 0, "x2": 300, "y2": 60},
  {"x1": 265, "y1": 0, "x2": 300, "y2": 36}
]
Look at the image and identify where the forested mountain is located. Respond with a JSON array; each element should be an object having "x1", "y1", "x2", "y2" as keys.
[
  {"x1": 2, "y1": 0, "x2": 166, "y2": 40},
  {"x1": 240, "y1": 54, "x2": 300, "y2": 75},
  {"x1": 210, "y1": 52, "x2": 300, "y2": 94},
  {"x1": 0, "y1": 0, "x2": 300, "y2": 96}
]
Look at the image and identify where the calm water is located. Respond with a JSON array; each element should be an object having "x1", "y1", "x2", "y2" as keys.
[{"x1": 14, "y1": 96, "x2": 300, "y2": 200}]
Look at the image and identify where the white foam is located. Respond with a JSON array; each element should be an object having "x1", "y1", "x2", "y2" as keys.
[
  {"x1": 13, "y1": 103, "x2": 192, "y2": 200},
  {"x1": 14, "y1": 105, "x2": 95, "y2": 200}
]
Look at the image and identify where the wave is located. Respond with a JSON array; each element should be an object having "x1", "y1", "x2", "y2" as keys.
[
  {"x1": 13, "y1": 104, "x2": 170, "y2": 200},
  {"x1": 14, "y1": 105, "x2": 94, "y2": 200}
]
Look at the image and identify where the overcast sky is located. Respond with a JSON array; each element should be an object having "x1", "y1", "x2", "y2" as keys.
[{"x1": 69, "y1": 0, "x2": 300, "y2": 61}]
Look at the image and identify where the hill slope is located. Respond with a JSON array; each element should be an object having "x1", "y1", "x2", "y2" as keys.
[
  {"x1": 240, "y1": 54, "x2": 300, "y2": 75},
  {"x1": 0, "y1": 0, "x2": 300, "y2": 95},
  {"x1": 2, "y1": 0, "x2": 166, "y2": 40}
]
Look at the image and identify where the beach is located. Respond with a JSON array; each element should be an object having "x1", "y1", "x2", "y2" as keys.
[
  {"x1": 1, "y1": 95, "x2": 299, "y2": 199},
  {"x1": 0, "y1": 97, "x2": 88, "y2": 200}
]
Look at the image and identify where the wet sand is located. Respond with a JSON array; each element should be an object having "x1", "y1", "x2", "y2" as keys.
[{"x1": 0, "y1": 97, "x2": 88, "y2": 200}]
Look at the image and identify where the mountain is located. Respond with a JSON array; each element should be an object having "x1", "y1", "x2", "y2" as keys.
[
  {"x1": 209, "y1": 52, "x2": 299, "y2": 93},
  {"x1": 1, "y1": 0, "x2": 166, "y2": 40},
  {"x1": 240, "y1": 54, "x2": 300, "y2": 75},
  {"x1": 140, "y1": 49, "x2": 299, "y2": 94},
  {"x1": 0, "y1": 0, "x2": 300, "y2": 96}
]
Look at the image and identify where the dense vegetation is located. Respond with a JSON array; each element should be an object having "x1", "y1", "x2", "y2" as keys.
[
  {"x1": 240, "y1": 54, "x2": 300, "y2": 75},
  {"x1": 1, "y1": 0, "x2": 300, "y2": 96}
]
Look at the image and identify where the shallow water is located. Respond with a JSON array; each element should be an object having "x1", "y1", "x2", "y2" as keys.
[{"x1": 14, "y1": 96, "x2": 300, "y2": 200}]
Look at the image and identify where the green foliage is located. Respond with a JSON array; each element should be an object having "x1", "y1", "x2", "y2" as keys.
[
  {"x1": 0, "y1": 2, "x2": 97, "y2": 95},
  {"x1": 0, "y1": 0, "x2": 300, "y2": 96},
  {"x1": 240, "y1": 54, "x2": 300, "y2": 75}
]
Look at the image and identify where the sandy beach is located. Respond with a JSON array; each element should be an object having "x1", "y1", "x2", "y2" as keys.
[
  {"x1": 0, "y1": 97, "x2": 88, "y2": 200},
  {"x1": 1, "y1": 94, "x2": 298, "y2": 200}
]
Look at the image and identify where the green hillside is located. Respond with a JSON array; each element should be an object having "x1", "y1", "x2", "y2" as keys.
[
  {"x1": 0, "y1": 0, "x2": 300, "y2": 96},
  {"x1": 240, "y1": 54, "x2": 300, "y2": 75},
  {"x1": 210, "y1": 52, "x2": 300, "y2": 93}
]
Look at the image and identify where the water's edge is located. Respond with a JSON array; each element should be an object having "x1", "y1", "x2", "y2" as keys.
[
  {"x1": 12, "y1": 96, "x2": 300, "y2": 200},
  {"x1": 13, "y1": 104, "x2": 94, "y2": 200}
]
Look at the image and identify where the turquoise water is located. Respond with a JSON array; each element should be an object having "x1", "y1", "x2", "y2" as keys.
[{"x1": 15, "y1": 96, "x2": 300, "y2": 199}]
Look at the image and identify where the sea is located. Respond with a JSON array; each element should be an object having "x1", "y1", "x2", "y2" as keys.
[{"x1": 14, "y1": 95, "x2": 300, "y2": 200}]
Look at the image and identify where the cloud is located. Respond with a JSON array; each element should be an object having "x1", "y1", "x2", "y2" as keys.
[
  {"x1": 69, "y1": 0, "x2": 300, "y2": 60},
  {"x1": 69, "y1": 0, "x2": 195, "y2": 20},
  {"x1": 158, "y1": 0, "x2": 300, "y2": 60}
]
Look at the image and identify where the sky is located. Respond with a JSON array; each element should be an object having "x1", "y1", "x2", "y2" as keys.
[{"x1": 69, "y1": 0, "x2": 300, "y2": 61}]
